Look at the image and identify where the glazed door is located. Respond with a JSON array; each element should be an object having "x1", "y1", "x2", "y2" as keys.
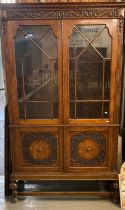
[
  {"x1": 63, "y1": 19, "x2": 120, "y2": 172},
  {"x1": 8, "y1": 20, "x2": 63, "y2": 125}
]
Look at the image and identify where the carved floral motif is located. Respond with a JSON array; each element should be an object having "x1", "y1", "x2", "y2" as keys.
[
  {"x1": 71, "y1": 132, "x2": 106, "y2": 166},
  {"x1": 5, "y1": 8, "x2": 122, "y2": 19},
  {"x1": 77, "y1": 138, "x2": 100, "y2": 161},
  {"x1": 23, "y1": 132, "x2": 57, "y2": 165},
  {"x1": 29, "y1": 139, "x2": 51, "y2": 161}
]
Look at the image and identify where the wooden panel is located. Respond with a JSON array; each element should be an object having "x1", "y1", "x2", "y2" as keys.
[
  {"x1": 64, "y1": 126, "x2": 116, "y2": 173},
  {"x1": 10, "y1": 127, "x2": 63, "y2": 172}
]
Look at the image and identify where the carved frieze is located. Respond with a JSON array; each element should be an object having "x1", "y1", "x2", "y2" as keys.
[
  {"x1": 71, "y1": 132, "x2": 106, "y2": 166},
  {"x1": 23, "y1": 132, "x2": 57, "y2": 165},
  {"x1": 5, "y1": 8, "x2": 123, "y2": 20}
]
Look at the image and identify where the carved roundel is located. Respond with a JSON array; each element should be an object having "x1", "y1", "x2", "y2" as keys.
[
  {"x1": 71, "y1": 133, "x2": 106, "y2": 166},
  {"x1": 23, "y1": 133, "x2": 57, "y2": 165},
  {"x1": 29, "y1": 139, "x2": 51, "y2": 161},
  {"x1": 77, "y1": 138, "x2": 100, "y2": 161}
]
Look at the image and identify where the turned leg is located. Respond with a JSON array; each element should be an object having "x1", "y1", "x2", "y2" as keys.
[
  {"x1": 10, "y1": 180, "x2": 18, "y2": 203},
  {"x1": 112, "y1": 180, "x2": 119, "y2": 203}
]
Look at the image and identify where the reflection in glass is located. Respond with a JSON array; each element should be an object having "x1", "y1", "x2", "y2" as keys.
[
  {"x1": 69, "y1": 25, "x2": 111, "y2": 119},
  {"x1": 76, "y1": 102, "x2": 102, "y2": 119},
  {"x1": 15, "y1": 25, "x2": 58, "y2": 119}
]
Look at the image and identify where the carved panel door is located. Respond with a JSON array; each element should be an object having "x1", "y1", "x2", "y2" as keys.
[{"x1": 62, "y1": 19, "x2": 120, "y2": 172}]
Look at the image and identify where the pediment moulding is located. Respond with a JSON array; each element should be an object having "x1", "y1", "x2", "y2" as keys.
[{"x1": 0, "y1": 2, "x2": 125, "y2": 20}]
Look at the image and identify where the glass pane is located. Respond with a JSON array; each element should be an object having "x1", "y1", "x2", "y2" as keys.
[
  {"x1": 18, "y1": 102, "x2": 25, "y2": 119},
  {"x1": 69, "y1": 27, "x2": 88, "y2": 58},
  {"x1": 70, "y1": 102, "x2": 75, "y2": 118},
  {"x1": 26, "y1": 102, "x2": 52, "y2": 119},
  {"x1": 77, "y1": 57, "x2": 103, "y2": 100},
  {"x1": 69, "y1": 25, "x2": 112, "y2": 119},
  {"x1": 14, "y1": 25, "x2": 58, "y2": 119},
  {"x1": 16, "y1": 60, "x2": 23, "y2": 99},
  {"x1": 104, "y1": 61, "x2": 111, "y2": 100},
  {"x1": 92, "y1": 27, "x2": 112, "y2": 59},
  {"x1": 69, "y1": 60, "x2": 75, "y2": 101},
  {"x1": 76, "y1": 103, "x2": 102, "y2": 119}
]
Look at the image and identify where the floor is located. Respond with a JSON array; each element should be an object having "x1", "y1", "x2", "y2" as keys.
[{"x1": 0, "y1": 197, "x2": 122, "y2": 210}]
